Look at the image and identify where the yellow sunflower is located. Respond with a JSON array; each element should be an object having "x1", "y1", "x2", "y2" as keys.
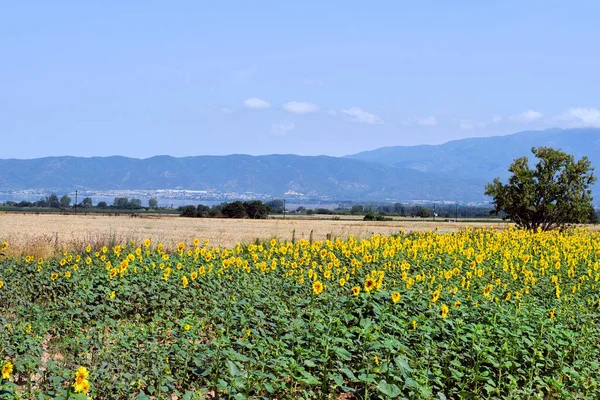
[{"x1": 312, "y1": 281, "x2": 324, "y2": 295}]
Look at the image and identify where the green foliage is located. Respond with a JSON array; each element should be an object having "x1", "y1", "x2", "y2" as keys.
[
  {"x1": 180, "y1": 205, "x2": 197, "y2": 218},
  {"x1": 60, "y1": 195, "x2": 71, "y2": 208},
  {"x1": 113, "y1": 197, "x2": 143, "y2": 210},
  {"x1": 1, "y1": 229, "x2": 600, "y2": 398},
  {"x1": 485, "y1": 147, "x2": 597, "y2": 230},
  {"x1": 180, "y1": 201, "x2": 270, "y2": 219},
  {"x1": 129, "y1": 198, "x2": 142, "y2": 209},
  {"x1": 266, "y1": 199, "x2": 284, "y2": 213},
  {"x1": 351, "y1": 205, "x2": 364, "y2": 214},
  {"x1": 47, "y1": 194, "x2": 60, "y2": 208},
  {"x1": 243, "y1": 200, "x2": 270, "y2": 219},
  {"x1": 363, "y1": 213, "x2": 386, "y2": 221},
  {"x1": 196, "y1": 204, "x2": 210, "y2": 217},
  {"x1": 148, "y1": 198, "x2": 158, "y2": 209},
  {"x1": 221, "y1": 201, "x2": 247, "y2": 219},
  {"x1": 413, "y1": 206, "x2": 431, "y2": 218},
  {"x1": 82, "y1": 197, "x2": 93, "y2": 208},
  {"x1": 113, "y1": 197, "x2": 128, "y2": 209}
]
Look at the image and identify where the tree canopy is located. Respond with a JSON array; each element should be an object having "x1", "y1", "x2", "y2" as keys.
[
  {"x1": 485, "y1": 146, "x2": 596, "y2": 231},
  {"x1": 60, "y1": 194, "x2": 71, "y2": 208}
]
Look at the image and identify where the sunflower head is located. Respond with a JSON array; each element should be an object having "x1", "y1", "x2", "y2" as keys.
[
  {"x1": 441, "y1": 304, "x2": 449, "y2": 319},
  {"x1": 364, "y1": 278, "x2": 377, "y2": 292},
  {"x1": 74, "y1": 366, "x2": 89, "y2": 384},
  {"x1": 312, "y1": 281, "x2": 324, "y2": 295},
  {"x1": 2, "y1": 361, "x2": 13, "y2": 380}
]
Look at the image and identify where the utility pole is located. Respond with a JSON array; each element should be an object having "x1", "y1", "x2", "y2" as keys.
[
  {"x1": 283, "y1": 199, "x2": 286, "y2": 220},
  {"x1": 433, "y1": 203, "x2": 436, "y2": 222},
  {"x1": 455, "y1": 204, "x2": 458, "y2": 221},
  {"x1": 75, "y1": 190, "x2": 78, "y2": 214}
]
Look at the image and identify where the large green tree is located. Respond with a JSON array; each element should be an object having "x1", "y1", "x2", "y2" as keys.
[{"x1": 485, "y1": 147, "x2": 596, "y2": 231}]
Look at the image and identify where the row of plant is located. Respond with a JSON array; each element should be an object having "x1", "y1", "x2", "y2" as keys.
[{"x1": 1, "y1": 228, "x2": 600, "y2": 399}]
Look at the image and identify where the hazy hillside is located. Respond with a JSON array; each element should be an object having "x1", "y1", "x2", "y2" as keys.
[
  {"x1": 2, "y1": 128, "x2": 598, "y2": 203},
  {"x1": 0, "y1": 154, "x2": 485, "y2": 202},
  {"x1": 347, "y1": 128, "x2": 600, "y2": 181}
]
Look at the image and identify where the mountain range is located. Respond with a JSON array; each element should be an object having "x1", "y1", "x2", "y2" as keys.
[{"x1": 1, "y1": 128, "x2": 599, "y2": 203}]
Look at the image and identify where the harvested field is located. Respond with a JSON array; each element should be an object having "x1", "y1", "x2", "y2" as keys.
[{"x1": 0, "y1": 212, "x2": 512, "y2": 257}]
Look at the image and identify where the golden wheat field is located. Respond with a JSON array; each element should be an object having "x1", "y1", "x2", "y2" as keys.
[{"x1": 0, "y1": 212, "x2": 514, "y2": 257}]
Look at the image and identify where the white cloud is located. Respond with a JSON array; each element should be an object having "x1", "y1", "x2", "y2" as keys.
[
  {"x1": 243, "y1": 98, "x2": 271, "y2": 109},
  {"x1": 220, "y1": 107, "x2": 234, "y2": 114},
  {"x1": 341, "y1": 107, "x2": 383, "y2": 125},
  {"x1": 459, "y1": 119, "x2": 486, "y2": 130},
  {"x1": 271, "y1": 122, "x2": 295, "y2": 136},
  {"x1": 491, "y1": 115, "x2": 502, "y2": 123},
  {"x1": 283, "y1": 101, "x2": 319, "y2": 114},
  {"x1": 326, "y1": 109, "x2": 338, "y2": 116},
  {"x1": 510, "y1": 110, "x2": 543, "y2": 122},
  {"x1": 557, "y1": 107, "x2": 600, "y2": 127},
  {"x1": 416, "y1": 116, "x2": 437, "y2": 127}
]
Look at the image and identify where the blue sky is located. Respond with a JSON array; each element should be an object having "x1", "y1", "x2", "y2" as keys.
[{"x1": 1, "y1": 1, "x2": 600, "y2": 159}]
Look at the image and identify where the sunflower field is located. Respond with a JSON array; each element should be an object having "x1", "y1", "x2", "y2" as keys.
[{"x1": 1, "y1": 227, "x2": 600, "y2": 399}]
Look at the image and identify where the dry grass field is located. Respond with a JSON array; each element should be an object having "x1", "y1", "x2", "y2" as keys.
[{"x1": 0, "y1": 212, "x2": 515, "y2": 257}]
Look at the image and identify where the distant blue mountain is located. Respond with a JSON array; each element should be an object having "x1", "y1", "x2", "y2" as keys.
[
  {"x1": 1, "y1": 128, "x2": 598, "y2": 203},
  {"x1": 0, "y1": 154, "x2": 484, "y2": 202},
  {"x1": 347, "y1": 128, "x2": 600, "y2": 180},
  {"x1": 347, "y1": 128, "x2": 600, "y2": 202}
]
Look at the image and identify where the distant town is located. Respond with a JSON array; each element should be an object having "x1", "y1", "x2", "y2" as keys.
[{"x1": 0, "y1": 189, "x2": 489, "y2": 208}]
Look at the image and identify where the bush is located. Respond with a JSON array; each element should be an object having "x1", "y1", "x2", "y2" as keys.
[
  {"x1": 180, "y1": 205, "x2": 197, "y2": 218},
  {"x1": 221, "y1": 201, "x2": 247, "y2": 218}
]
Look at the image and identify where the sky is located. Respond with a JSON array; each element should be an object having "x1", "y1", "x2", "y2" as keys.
[{"x1": 1, "y1": 1, "x2": 600, "y2": 159}]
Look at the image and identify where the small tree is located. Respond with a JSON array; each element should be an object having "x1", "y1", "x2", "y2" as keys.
[
  {"x1": 485, "y1": 147, "x2": 596, "y2": 231},
  {"x1": 413, "y1": 206, "x2": 430, "y2": 218},
  {"x1": 266, "y1": 199, "x2": 284, "y2": 213},
  {"x1": 350, "y1": 205, "x2": 364, "y2": 214},
  {"x1": 60, "y1": 195, "x2": 72, "y2": 208},
  {"x1": 36, "y1": 197, "x2": 48, "y2": 207},
  {"x1": 148, "y1": 198, "x2": 158, "y2": 209},
  {"x1": 82, "y1": 197, "x2": 93, "y2": 208},
  {"x1": 244, "y1": 200, "x2": 270, "y2": 219},
  {"x1": 222, "y1": 201, "x2": 247, "y2": 218},
  {"x1": 97, "y1": 201, "x2": 108, "y2": 209},
  {"x1": 128, "y1": 198, "x2": 143, "y2": 209},
  {"x1": 180, "y1": 205, "x2": 197, "y2": 218},
  {"x1": 197, "y1": 204, "x2": 210, "y2": 217},
  {"x1": 47, "y1": 194, "x2": 60, "y2": 208},
  {"x1": 113, "y1": 197, "x2": 128, "y2": 209}
]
